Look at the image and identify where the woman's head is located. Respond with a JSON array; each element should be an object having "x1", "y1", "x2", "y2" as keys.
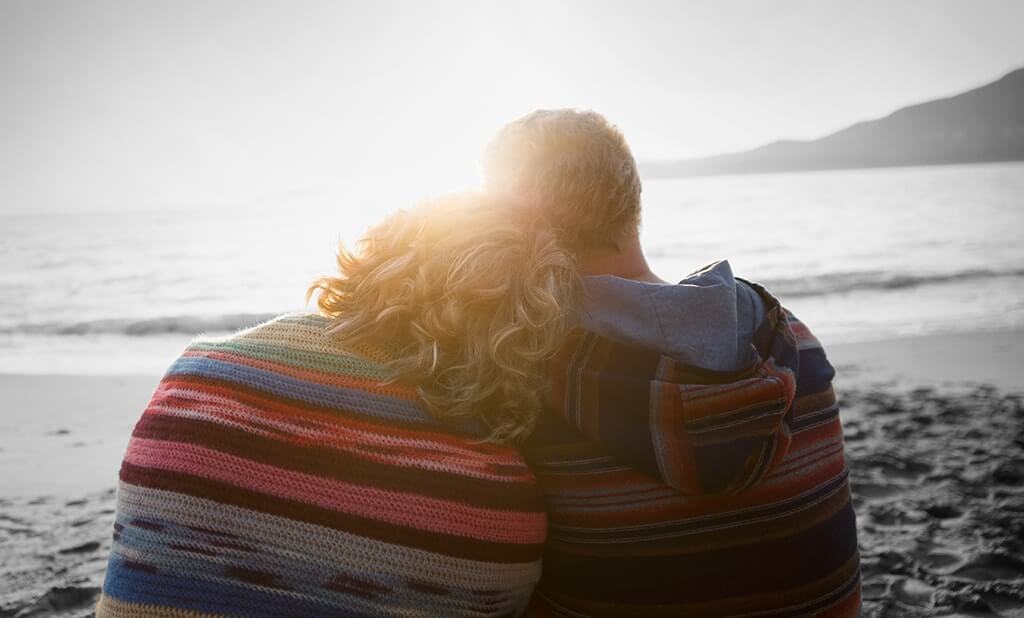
[{"x1": 309, "y1": 192, "x2": 580, "y2": 443}]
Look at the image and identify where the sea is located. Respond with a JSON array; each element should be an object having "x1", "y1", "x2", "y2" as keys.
[{"x1": 2, "y1": 161, "x2": 1023, "y2": 375}]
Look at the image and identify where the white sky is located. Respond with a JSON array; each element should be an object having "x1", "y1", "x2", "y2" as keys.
[{"x1": 2, "y1": 0, "x2": 1024, "y2": 214}]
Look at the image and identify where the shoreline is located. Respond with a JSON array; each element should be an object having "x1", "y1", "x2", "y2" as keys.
[
  {"x1": 1, "y1": 324, "x2": 1021, "y2": 379},
  {"x1": 0, "y1": 374, "x2": 160, "y2": 499},
  {"x1": 827, "y1": 327, "x2": 1024, "y2": 394}
]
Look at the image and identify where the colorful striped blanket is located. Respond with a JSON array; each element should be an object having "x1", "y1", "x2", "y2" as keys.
[
  {"x1": 524, "y1": 281, "x2": 860, "y2": 616},
  {"x1": 97, "y1": 313, "x2": 547, "y2": 617}
]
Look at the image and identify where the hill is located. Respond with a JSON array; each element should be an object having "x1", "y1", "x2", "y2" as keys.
[{"x1": 644, "y1": 68, "x2": 1024, "y2": 178}]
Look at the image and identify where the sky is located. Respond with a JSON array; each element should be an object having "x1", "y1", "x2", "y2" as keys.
[{"x1": 2, "y1": 0, "x2": 1024, "y2": 215}]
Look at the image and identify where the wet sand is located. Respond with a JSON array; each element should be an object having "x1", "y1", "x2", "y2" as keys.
[
  {"x1": 0, "y1": 375, "x2": 157, "y2": 617},
  {"x1": 1, "y1": 329, "x2": 1022, "y2": 617}
]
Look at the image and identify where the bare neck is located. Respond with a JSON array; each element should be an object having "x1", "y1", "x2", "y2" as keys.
[{"x1": 578, "y1": 231, "x2": 668, "y2": 284}]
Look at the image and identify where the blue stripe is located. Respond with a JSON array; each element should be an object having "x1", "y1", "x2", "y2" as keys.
[
  {"x1": 102, "y1": 555, "x2": 354, "y2": 617},
  {"x1": 165, "y1": 356, "x2": 433, "y2": 425},
  {"x1": 111, "y1": 516, "x2": 337, "y2": 596},
  {"x1": 108, "y1": 512, "x2": 523, "y2": 614}
]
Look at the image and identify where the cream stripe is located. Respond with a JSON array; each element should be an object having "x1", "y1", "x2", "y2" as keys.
[
  {"x1": 116, "y1": 482, "x2": 542, "y2": 589},
  {"x1": 96, "y1": 594, "x2": 226, "y2": 618}
]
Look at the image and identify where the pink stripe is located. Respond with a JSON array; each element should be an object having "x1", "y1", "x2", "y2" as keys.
[
  {"x1": 124, "y1": 438, "x2": 545, "y2": 544},
  {"x1": 146, "y1": 384, "x2": 534, "y2": 483},
  {"x1": 153, "y1": 372, "x2": 526, "y2": 464}
]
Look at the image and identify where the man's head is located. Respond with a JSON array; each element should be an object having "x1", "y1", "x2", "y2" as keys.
[{"x1": 482, "y1": 109, "x2": 641, "y2": 253}]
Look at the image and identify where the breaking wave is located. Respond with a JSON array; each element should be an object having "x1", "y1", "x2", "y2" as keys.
[
  {"x1": 759, "y1": 267, "x2": 1024, "y2": 298},
  {"x1": 0, "y1": 313, "x2": 281, "y2": 337},
  {"x1": 2, "y1": 268, "x2": 1023, "y2": 337}
]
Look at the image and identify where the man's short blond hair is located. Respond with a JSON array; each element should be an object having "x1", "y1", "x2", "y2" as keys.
[{"x1": 482, "y1": 109, "x2": 641, "y2": 253}]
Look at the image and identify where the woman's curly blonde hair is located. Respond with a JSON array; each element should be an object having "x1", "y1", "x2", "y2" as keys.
[{"x1": 308, "y1": 192, "x2": 580, "y2": 443}]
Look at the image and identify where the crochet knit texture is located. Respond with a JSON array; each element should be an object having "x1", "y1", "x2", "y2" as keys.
[{"x1": 97, "y1": 313, "x2": 546, "y2": 617}]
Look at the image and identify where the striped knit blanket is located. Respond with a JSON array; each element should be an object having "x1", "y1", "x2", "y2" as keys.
[
  {"x1": 524, "y1": 281, "x2": 861, "y2": 617},
  {"x1": 97, "y1": 313, "x2": 547, "y2": 617}
]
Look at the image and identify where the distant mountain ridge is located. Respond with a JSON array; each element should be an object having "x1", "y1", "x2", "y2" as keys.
[{"x1": 644, "y1": 68, "x2": 1024, "y2": 178}]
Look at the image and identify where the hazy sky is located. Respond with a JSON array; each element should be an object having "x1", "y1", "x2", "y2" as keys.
[{"x1": 3, "y1": 0, "x2": 1024, "y2": 214}]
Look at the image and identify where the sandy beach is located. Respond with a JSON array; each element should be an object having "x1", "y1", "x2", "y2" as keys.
[{"x1": 1, "y1": 329, "x2": 1022, "y2": 617}]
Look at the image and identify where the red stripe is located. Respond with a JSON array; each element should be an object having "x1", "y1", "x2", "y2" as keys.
[
  {"x1": 540, "y1": 456, "x2": 849, "y2": 529},
  {"x1": 150, "y1": 375, "x2": 516, "y2": 457},
  {"x1": 131, "y1": 411, "x2": 544, "y2": 509},
  {"x1": 145, "y1": 387, "x2": 536, "y2": 485},
  {"x1": 125, "y1": 437, "x2": 546, "y2": 545}
]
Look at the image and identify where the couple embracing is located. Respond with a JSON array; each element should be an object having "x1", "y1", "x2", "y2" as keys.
[{"x1": 97, "y1": 110, "x2": 860, "y2": 617}]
